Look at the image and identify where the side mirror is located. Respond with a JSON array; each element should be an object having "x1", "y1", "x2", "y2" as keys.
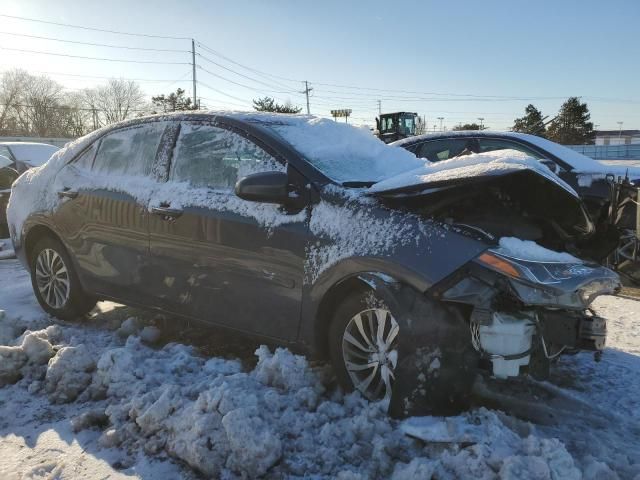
[
  {"x1": 540, "y1": 159, "x2": 560, "y2": 174},
  {"x1": 235, "y1": 171, "x2": 291, "y2": 204},
  {"x1": 0, "y1": 167, "x2": 19, "y2": 190}
]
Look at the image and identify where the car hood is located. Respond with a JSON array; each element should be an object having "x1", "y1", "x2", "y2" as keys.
[{"x1": 369, "y1": 149, "x2": 578, "y2": 197}]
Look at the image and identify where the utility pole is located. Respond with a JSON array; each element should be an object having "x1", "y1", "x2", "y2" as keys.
[
  {"x1": 477, "y1": 117, "x2": 485, "y2": 130},
  {"x1": 437, "y1": 117, "x2": 444, "y2": 132},
  {"x1": 301, "y1": 81, "x2": 312, "y2": 114},
  {"x1": 377, "y1": 99, "x2": 382, "y2": 116},
  {"x1": 191, "y1": 39, "x2": 197, "y2": 110}
]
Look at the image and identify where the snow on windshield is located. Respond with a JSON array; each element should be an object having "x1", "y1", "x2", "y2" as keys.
[
  {"x1": 369, "y1": 149, "x2": 578, "y2": 197},
  {"x1": 238, "y1": 113, "x2": 428, "y2": 183}
]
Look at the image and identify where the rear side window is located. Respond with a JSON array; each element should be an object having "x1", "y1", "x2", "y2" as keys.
[
  {"x1": 93, "y1": 123, "x2": 165, "y2": 176},
  {"x1": 169, "y1": 123, "x2": 283, "y2": 190}
]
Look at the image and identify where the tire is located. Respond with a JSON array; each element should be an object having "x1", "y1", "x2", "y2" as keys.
[
  {"x1": 328, "y1": 287, "x2": 478, "y2": 417},
  {"x1": 29, "y1": 236, "x2": 97, "y2": 320}
]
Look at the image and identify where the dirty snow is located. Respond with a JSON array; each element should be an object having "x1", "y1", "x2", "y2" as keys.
[
  {"x1": 369, "y1": 149, "x2": 578, "y2": 197},
  {"x1": 1, "y1": 257, "x2": 639, "y2": 478}
]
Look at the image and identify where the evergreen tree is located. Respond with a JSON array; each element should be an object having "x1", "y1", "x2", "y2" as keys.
[
  {"x1": 151, "y1": 88, "x2": 194, "y2": 113},
  {"x1": 252, "y1": 96, "x2": 302, "y2": 114},
  {"x1": 546, "y1": 97, "x2": 594, "y2": 145},
  {"x1": 512, "y1": 104, "x2": 546, "y2": 137}
]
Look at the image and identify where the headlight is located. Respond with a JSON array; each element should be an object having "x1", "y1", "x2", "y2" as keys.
[{"x1": 476, "y1": 250, "x2": 594, "y2": 285}]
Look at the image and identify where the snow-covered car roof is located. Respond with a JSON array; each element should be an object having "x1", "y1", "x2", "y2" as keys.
[
  {"x1": 0, "y1": 142, "x2": 60, "y2": 167},
  {"x1": 0, "y1": 154, "x2": 12, "y2": 169}
]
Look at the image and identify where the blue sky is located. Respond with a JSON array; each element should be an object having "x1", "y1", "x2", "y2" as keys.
[{"x1": 1, "y1": 0, "x2": 638, "y2": 130}]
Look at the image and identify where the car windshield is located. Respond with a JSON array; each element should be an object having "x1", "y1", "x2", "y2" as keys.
[{"x1": 256, "y1": 115, "x2": 427, "y2": 184}]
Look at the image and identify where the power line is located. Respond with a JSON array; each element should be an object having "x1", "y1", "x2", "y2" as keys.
[
  {"x1": 196, "y1": 80, "x2": 253, "y2": 105},
  {"x1": 0, "y1": 13, "x2": 190, "y2": 40},
  {"x1": 195, "y1": 52, "x2": 299, "y2": 93},
  {"x1": 0, "y1": 46, "x2": 191, "y2": 65},
  {"x1": 0, "y1": 31, "x2": 190, "y2": 53},
  {"x1": 197, "y1": 64, "x2": 297, "y2": 95}
]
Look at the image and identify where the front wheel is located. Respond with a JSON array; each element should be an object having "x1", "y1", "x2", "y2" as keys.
[
  {"x1": 329, "y1": 288, "x2": 478, "y2": 417},
  {"x1": 29, "y1": 236, "x2": 97, "y2": 320}
]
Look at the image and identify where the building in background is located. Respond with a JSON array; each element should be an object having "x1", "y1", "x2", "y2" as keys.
[{"x1": 595, "y1": 130, "x2": 640, "y2": 146}]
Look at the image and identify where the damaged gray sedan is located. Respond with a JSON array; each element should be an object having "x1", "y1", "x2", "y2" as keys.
[{"x1": 8, "y1": 112, "x2": 619, "y2": 417}]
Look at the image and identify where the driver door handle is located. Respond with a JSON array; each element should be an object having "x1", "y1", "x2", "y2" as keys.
[
  {"x1": 57, "y1": 189, "x2": 78, "y2": 199},
  {"x1": 151, "y1": 206, "x2": 183, "y2": 219}
]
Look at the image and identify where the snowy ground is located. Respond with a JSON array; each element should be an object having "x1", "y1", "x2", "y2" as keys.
[
  {"x1": 0, "y1": 255, "x2": 639, "y2": 479},
  {"x1": 600, "y1": 160, "x2": 640, "y2": 167}
]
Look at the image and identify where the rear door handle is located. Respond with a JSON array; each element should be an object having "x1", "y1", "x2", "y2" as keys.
[
  {"x1": 57, "y1": 189, "x2": 78, "y2": 199},
  {"x1": 151, "y1": 206, "x2": 183, "y2": 218}
]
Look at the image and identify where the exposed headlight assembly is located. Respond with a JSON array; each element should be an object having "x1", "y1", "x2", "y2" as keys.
[{"x1": 475, "y1": 250, "x2": 620, "y2": 307}]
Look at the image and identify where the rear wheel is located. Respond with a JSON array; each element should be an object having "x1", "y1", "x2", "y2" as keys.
[{"x1": 29, "y1": 236, "x2": 96, "y2": 320}]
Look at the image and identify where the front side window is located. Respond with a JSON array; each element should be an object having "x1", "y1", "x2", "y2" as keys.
[
  {"x1": 479, "y1": 139, "x2": 544, "y2": 159},
  {"x1": 169, "y1": 123, "x2": 283, "y2": 190},
  {"x1": 93, "y1": 123, "x2": 165, "y2": 176},
  {"x1": 416, "y1": 138, "x2": 477, "y2": 162},
  {"x1": 73, "y1": 143, "x2": 98, "y2": 170}
]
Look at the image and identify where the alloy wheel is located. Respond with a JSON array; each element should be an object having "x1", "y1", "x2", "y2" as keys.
[
  {"x1": 35, "y1": 248, "x2": 70, "y2": 309},
  {"x1": 342, "y1": 308, "x2": 399, "y2": 404}
]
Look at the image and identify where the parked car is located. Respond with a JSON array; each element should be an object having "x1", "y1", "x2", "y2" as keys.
[
  {"x1": 394, "y1": 131, "x2": 640, "y2": 279},
  {"x1": 0, "y1": 142, "x2": 60, "y2": 173},
  {"x1": 0, "y1": 155, "x2": 18, "y2": 237},
  {"x1": 8, "y1": 113, "x2": 620, "y2": 416}
]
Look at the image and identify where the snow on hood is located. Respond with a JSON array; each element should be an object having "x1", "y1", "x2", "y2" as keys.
[
  {"x1": 235, "y1": 113, "x2": 428, "y2": 183},
  {"x1": 369, "y1": 149, "x2": 578, "y2": 197},
  {"x1": 2, "y1": 142, "x2": 60, "y2": 167}
]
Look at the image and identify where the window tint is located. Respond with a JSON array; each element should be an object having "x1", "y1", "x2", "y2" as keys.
[
  {"x1": 416, "y1": 138, "x2": 478, "y2": 162},
  {"x1": 93, "y1": 123, "x2": 165, "y2": 176},
  {"x1": 478, "y1": 138, "x2": 544, "y2": 159},
  {"x1": 73, "y1": 143, "x2": 98, "y2": 170},
  {"x1": 169, "y1": 123, "x2": 283, "y2": 190}
]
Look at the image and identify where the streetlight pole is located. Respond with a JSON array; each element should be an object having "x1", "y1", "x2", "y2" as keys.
[{"x1": 437, "y1": 117, "x2": 444, "y2": 131}]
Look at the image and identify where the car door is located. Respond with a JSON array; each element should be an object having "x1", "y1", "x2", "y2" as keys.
[
  {"x1": 52, "y1": 122, "x2": 169, "y2": 303},
  {"x1": 146, "y1": 121, "x2": 309, "y2": 341}
]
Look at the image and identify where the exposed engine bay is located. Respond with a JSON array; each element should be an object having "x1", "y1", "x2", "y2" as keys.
[{"x1": 375, "y1": 168, "x2": 620, "y2": 381}]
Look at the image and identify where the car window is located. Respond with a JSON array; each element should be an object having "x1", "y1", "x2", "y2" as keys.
[
  {"x1": 416, "y1": 138, "x2": 478, "y2": 162},
  {"x1": 0, "y1": 146, "x2": 13, "y2": 161},
  {"x1": 93, "y1": 123, "x2": 165, "y2": 176},
  {"x1": 169, "y1": 123, "x2": 283, "y2": 190},
  {"x1": 479, "y1": 138, "x2": 544, "y2": 159},
  {"x1": 72, "y1": 143, "x2": 98, "y2": 170}
]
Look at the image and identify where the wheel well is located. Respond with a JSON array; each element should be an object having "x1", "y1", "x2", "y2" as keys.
[
  {"x1": 314, "y1": 276, "x2": 376, "y2": 359},
  {"x1": 24, "y1": 225, "x2": 60, "y2": 262}
]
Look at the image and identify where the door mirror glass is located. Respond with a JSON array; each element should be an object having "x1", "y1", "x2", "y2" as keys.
[
  {"x1": 235, "y1": 171, "x2": 290, "y2": 204},
  {"x1": 0, "y1": 167, "x2": 19, "y2": 190},
  {"x1": 540, "y1": 159, "x2": 560, "y2": 174}
]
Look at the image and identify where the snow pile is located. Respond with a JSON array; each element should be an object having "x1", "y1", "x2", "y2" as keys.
[
  {"x1": 495, "y1": 237, "x2": 581, "y2": 263},
  {"x1": 0, "y1": 314, "x2": 56, "y2": 387},
  {"x1": 45, "y1": 344, "x2": 96, "y2": 403},
  {"x1": 369, "y1": 149, "x2": 578, "y2": 197}
]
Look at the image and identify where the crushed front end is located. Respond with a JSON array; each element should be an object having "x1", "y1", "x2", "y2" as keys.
[{"x1": 436, "y1": 244, "x2": 619, "y2": 380}]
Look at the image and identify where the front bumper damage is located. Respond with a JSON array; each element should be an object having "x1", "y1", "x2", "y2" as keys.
[{"x1": 437, "y1": 253, "x2": 619, "y2": 380}]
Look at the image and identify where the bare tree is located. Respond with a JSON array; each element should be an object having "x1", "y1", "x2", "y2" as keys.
[
  {"x1": 85, "y1": 79, "x2": 146, "y2": 126},
  {"x1": 0, "y1": 69, "x2": 29, "y2": 134},
  {"x1": 18, "y1": 74, "x2": 64, "y2": 136}
]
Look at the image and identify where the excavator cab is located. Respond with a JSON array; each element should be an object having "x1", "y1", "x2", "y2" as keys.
[{"x1": 375, "y1": 112, "x2": 418, "y2": 143}]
